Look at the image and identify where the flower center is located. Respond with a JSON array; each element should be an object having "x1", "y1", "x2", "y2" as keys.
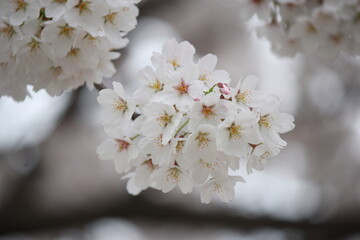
[
  {"x1": 166, "y1": 167, "x2": 180, "y2": 184},
  {"x1": 67, "y1": 47, "x2": 80, "y2": 57},
  {"x1": 58, "y1": 24, "x2": 75, "y2": 38},
  {"x1": 174, "y1": 79, "x2": 189, "y2": 95},
  {"x1": 200, "y1": 159, "x2": 216, "y2": 169},
  {"x1": 236, "y1": 89, "x2": 251, "y2": 104},
  {"x1": 199, "y1": 72, "x2": 210, "y2": 81},
  {"x1": 307, "y1": 23, "x2": 317, "y2": 34},
  {"x1": 53, "y1": 0, "x2": 67, "y2": 3},
  {"x1": 214, "y1": 183, "x2": 224, "y2": 193},
  {"x1": 167, "y1": 57, "x2": 180, "y2": 69},
  {"x1": 113, "y1": 98, "x2": 127, "y2": 113},
  {"x1": 52, "y1": 66, "x2": 62, "y2": 77},
  {"x1": 195, "y1": 132, "x2": 210, "y2": 148},
  {"x1": 28, "y1": 38, "x2": 41, "y2": 53},
  {"x1": 227, "y1": 122, "x2": 242, "y2": 139},
  {"x1": 175, "y1": 140, "x2": 185, "y2": 154},
  {"x1": 157, "y1": 112, "x2": 172, "y2": 127},
  {"x1": 76, "y1": 1, "x2": 92, "y2": 16},
  {"x1": 116, "y1": 139, "x2": 130, "y2": 152},
  {"x1": 149, "y1": 79, "x2": 163, "y2": 92},
  {"x1": 0, "y1": 23, "x2": 15, "y2": 39},
  {"x1": 104, "y1": 12, "x2": 118, "y2": 25},
  {"x1": 201, "y1": 105, "x2": 216, "y2": 118},
  {"x1": 14, "y1": 0, "x2": 28, "y2": 12},
  {"x1": 259, "y1": 114, "x2": 272, "y2": 129}
]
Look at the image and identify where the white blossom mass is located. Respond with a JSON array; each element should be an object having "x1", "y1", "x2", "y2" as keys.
[
  {"x1": 0, "y1": 0, "x2": 140, "y2": 101},
  {"x1": 97, "y1": 39, "x2": 295, "y2": 204},
  {"x1": 239, "y1": 0, "x2": 360, "y2": 58}
]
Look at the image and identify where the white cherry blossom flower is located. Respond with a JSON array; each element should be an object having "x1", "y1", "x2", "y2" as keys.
[
  {"x1": 133, "y1": 65, "x2": 167, "y2": 105},
  {"x1": 159, "y1": 64, "x2": 205, "y2": 111},
  {"x1": 197, "y1": 54, "x2": 230, "y2": 86},
  {"x1": 141, "y1": 102, "x2": 182, "y2": 144},
  {"x1": 64, "y1": 0, "x2": 108, "y2": 37},
  {"x1": 41, "y1": 0, "x2": 69, "y2": 20},
  {"x1": 152, "y1": 38, "x2": 195, "y2": 71},
  {"x1": 246, "y1": 143, "x2": 280, "y2": 174},
  {"x1": 0, "y1": 0, "x2": 41, "y2": 26},
  {"x1": 217, "y1": 112, "x2": 262, "y2": 158},
  {"x1": 232, "y1": 75, "x2": 264, "y2": 109},
  {"x1": 151, "y1": 165, "x2": 193, "y2": 194},
  {"x1": 183, "y1": 124, "x2": 218, "y2": 164},
  {"x1": 200, "y1": 176, "x2": 244, "y2": 204},
  {"x1": 97, "y1": 82, "x2": 136, "y2": 126},
  {"x1": 188, "y1": 93, "x2": 230, "y2": 131},
  {"x1": 126, "y1": 158, "x2": 158, "y2": 195},
  {"x1": 138, "y1": 135, "x2": 175, "y2": 166},
  {"x1": 257, "y1": 98, "x2": 295, "y2": 149}
]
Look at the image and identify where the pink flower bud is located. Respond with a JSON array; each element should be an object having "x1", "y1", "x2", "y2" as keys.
[{"x1": 217, "y1": 82, "x2": 231, "y2": 95}]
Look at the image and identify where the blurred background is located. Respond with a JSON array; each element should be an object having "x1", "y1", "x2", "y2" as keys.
[{"x1": 1, "y1": 0, "x2": 360, "y2": 239}]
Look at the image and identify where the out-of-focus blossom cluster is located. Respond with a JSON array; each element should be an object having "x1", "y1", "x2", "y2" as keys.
[
  {"x1": 0, "y1": 0, "x2": 140, "y2": 101},
  {"x1": 239, "y1": 0, "x2": 360, "y2": 58},
  {"x1": 97, "y1": 39, "x2": 294, "y2": 203}
]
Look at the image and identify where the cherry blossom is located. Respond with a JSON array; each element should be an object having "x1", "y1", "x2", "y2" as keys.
[
  {"x1": 239, "y1": 0, "x2": 360, "y2": 58},
  {"x1": 97, "y1": 39, "x2": 295, "y2": 203},
  {"x1": 0, "y1": 0, "x2": 141, "y2": 101}
]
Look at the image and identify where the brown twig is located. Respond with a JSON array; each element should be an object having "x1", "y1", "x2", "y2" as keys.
[{"x1": 94, "y1": 83, "x2": 106, "y2": 91}]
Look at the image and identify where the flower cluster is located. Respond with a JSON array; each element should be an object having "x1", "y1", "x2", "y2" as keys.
[
  {"x1": 239, "y1": 0, "x2": 360, "y2": 58},
  {"x1": 97, "y1": 39, "x2": 294, "y2": 203},
  {"x1": 0, "y1": 0, "x2": 140, "y2": 101}
]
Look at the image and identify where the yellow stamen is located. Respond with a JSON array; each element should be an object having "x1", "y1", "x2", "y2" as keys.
[
  {"x1": 227, "y1": 123, "x2": 242, "y2": 139},
  {"x1": 259, "y1": 114, "x2": 272, "y2": 129},
  {"x1": 307, "y1": 23, "x2": 317, "y2": 33},
  {"x1": 58, "y1": 24, "x2": 75, "y2": 38},
  {"x1": 52, "y1": 66, "x2": 62, "y2": 77},
  {"x1": 175, "y1": 140, "x2": 185, "y2": 154},
  {"x1": 166, "y1": 167, "x2": 181, "y2": 184},
  {"x1": 76, "y1": 1, "x2": 92, "y2": 16},
  {"x1": 149, "y1": 79, "x2": 163, "y2": 92},
  {"x1": 174, "y1": 79, "x2": 189, "y2": 95},
  {"x1": 28, "y1": 38, "x2": 40, "y2": 53},
  {"x1": 0, "y1": 23, "x2": 15, "y2": 39},
  {"x1": 67, "y1": 47, "x2": 80, "y2": 57},
  {"x1": 201, "y1": 105, "x2": 216, "y2": 119},
  {"x1": 199, "y1": 73, "x2": 208, "y2": 81},
  {"x1": 157, "y1": 112, "x2": 172, "y2": 127},
  {"x1": 14, "y1": 0, "x2": 28, "y2": 12},
  {"x1": 113, "y1": 98, "x2": 127, "y2": 113},
  {"x1": 167, "y1": 57, "x2": 180, "y2": 69},
  {"x1": 195, "y1": 132, "x2": 210, "y2": 149},
  {"x1": 236, "y1": 89, "x2": 251, "y2": 104},
  {"x1": 214, "y1": 183, "x2": 224, "y2": 193},
  {"x1": 104, "y1": 12, "x2": 118, "y2": 25}
]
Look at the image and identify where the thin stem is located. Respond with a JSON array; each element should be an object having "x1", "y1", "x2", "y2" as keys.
[
  {"x1": 130, "y1": 134, "x2": 141, "y2": 141},
  {"x1": 203, "y1": 84, "x2": 217, "y2": 95},
  {"x1": 175, "y1": 119, "x2": 189, "y2": 136}
]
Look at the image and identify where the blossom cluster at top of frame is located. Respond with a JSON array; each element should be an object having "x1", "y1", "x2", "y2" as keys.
[
  {"x1": 0, "y1": 0, "x2": 140, "y2": 101},
  {"x1": 97, "y1": 39, "x2": 295, "y2": 204},
  {"x1": 239, "y1": 0, "x2": 360, "y2": 58}
]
